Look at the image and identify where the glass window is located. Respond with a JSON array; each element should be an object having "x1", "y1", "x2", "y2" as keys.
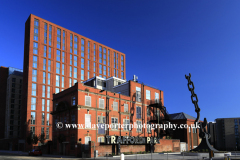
[
  {"x1": 44, "y1": 46, "x2": 47, "y2": 57},
  {"x1": 136, "y1": 106, "x2": 141, "y2": 119},
  {"x1": 32, "y1": 83, "x2": 36, "y2": 96},
  {"x1": 72, "y1": 96, "x2": 76, "y2": 105},
  {"x1": 88, "y1": 72, "x2": 90, "y2": 79},
  {"x1": 113, "y1": 102, "x2": 118, "y2": 111},
  {"x1": 47, "y1": 86, "x2": 50, "y2": 98},
  {"x1": 48, "y1": 47, "x2": 51, "y2": 58},
  {"x1": 124, "y1": 119, "x2": 130, "y2": 131},
  {"x1": 81, "y1": 70, "x2": 84, "y2": 80},
  {"x1": 74, "y1": 36, "x2": 78, "y2": 55},
  {"x1": 85, "y1": 114, "x2": 91, "y2": 129},
  {"x1": 47, "y1": 73, "x2": 51, "y2": 85},
  {"x1": 47, "y1": 100, "x2": 50, "y2": 112},
  {"x1": 56, "y1": 62, "x2": 60, "y2": 74},
  {"x1": 155, "y1": 92, "x2": 159, "y2": 103},
  {"x1": 32, "y1": 69, "x2": 37, "y2": 82},
  {"x1": 44, "y1": 23, "x2": 47, "y2": 44},
  {"x1": 43, "y1": 58, "x2": 46, "y2": 70},
  {"x1": 48, "y1": 60, "x2": 51, "y2": 72},
  {"x1": 108, "y1": 50, "x2": 110, "y2": 66},
  {"x1": 70, "y1": 34, "x2": 73, "y2": 53},
  {"x1": 31, "y1": 97, "x2": 36, "y2": 110},
  {"x1": 124, "y1": 104, "x2": 128, "y2": 112},
  {"x1": 69, "y1": 78, "x2": 72, "y2": 87},
  {"x1": 33, "y1": 56, "x2": 37, "y2": 68},
  {"x1": 62, "y1": 77, "x2": 64, "y2": 88},
  {"x1": 103, "y1": 48, "x2": 106, "y2": 65},
  {"x1": 43, "y1": 72, "x2": 46, "y2": 84},
  {"x1": 81, "y1": 58, "x2": 84, "y2": 68},
  {"x1": 99, "y1": 46, "x2": 102, "y2": 63},
  {"x1": 99, "y1": 98, "x2": 104, "y2": 109},
  {"x1": 62, "y1": 52, "x2": 65, "y2": 62},
  {"x1": 57, "y1": 28, "x2": 61, "y2": 49},
  {"x1": 74, "y1": 68, "x2": 77, "y2": 78},
  {"x1": 42, "y1": 113, "x2": 45, "y2": 125},
  {"x1": 33, "y1": 42, "x2": 38, "y2": 54},
  {"x1": 47, "y1": 113, "x2": 49, "y2": 126},
  {"x1": 56, "y1": 50, "x2": 60, "y2": 61},
  {"x1": 136, "y1": 87, "x2": 141, "y2": 102},
  {"x1": 74, "y1": 56, "x2": 77, "y2": 66},
  {"x1": 49, "y1": 25, "x2": 52, "y2": 46},
  {"x1": 69, "y1": 66, "x2": 72, "y2": 77},
  {"x1": 46, "y1": 127, "x2": 49, "y2": 139},
  {"x1": 55, "y1": 88, "x2": 59, "y2": 93},
  {"x1": 137, "y1": 121, "x2": 142, "y2": 132},
  {"x1": 42, "y1": 85, "x2": 45, "y2": 97},
  {"x1": 56, "y1": 75, "x2": 60, "y2": 87},
  {"x1": 81, "y1": 38, "x2": 84, "y2": 57},
  {"x1": 88, "y1": 41, "x2": 90, "y2": 59},
  {"x1": 42, "y1": 99, "x2": 45, "y2": 111},
  {"x1": 99, "y1": 64, "x2": 102, "y2": 74},
  {"x1": 121, "y1": 72, "x2": 124, "y2": 79},
  {"x1": 111, "y1": 118, "x2": 118, "y2": 130},
  {"x1": 146, "y1": 90, "x2": 150, "y2": 100},
  {"x1": 103, "y1": 66, "x2": 106, "y2": 75},
  {"x1": 62, "y1": 64, "x2": 65, "y2": 75},
  {"x1": 62, "y1": 31, "x2": 65, "y2": 50},
  {"x1": 85, "y1": 96, "x2": 91, "y2": 107},
  {"x1": 31, "y1": 112, "x2": 35, "y2": 124},
  {"x1": 34, "y1": 19, "x2": 39, "y2": 41}
]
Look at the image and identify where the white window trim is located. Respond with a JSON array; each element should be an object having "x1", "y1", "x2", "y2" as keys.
[
  {"x1": 137, "y1": 120, "x2": 142, "y2": 132},
  {"x1": 99, "y1": 98, "x2": 104, "y2": 109},
  {"x1": 146, "y1": 90, "x2": 151, "y2": 100},
  {"x1": 124, "y1": 103, "x2": 128, "y2": 112},
  {"x1": 113, "y1": 102, "x2": 118, "y2": 111},
  {"x1": 85, "y1": 114, "x2": 91, "y2": 129},
  {"x1": 85, "y1": 95, "x2": 91, "y2": 107}
]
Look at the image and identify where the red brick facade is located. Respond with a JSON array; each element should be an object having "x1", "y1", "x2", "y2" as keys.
[
  {"x1": 51, "y1": 81, "x2": 180, "y2": 157},
  {"x1": 22, "y1": 14, "x2": 126, "y2": 150}
]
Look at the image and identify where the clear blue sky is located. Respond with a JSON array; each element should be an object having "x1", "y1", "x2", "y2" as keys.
[{"x1": 1, "y1": 0, "x2": 240, "y2": 122}]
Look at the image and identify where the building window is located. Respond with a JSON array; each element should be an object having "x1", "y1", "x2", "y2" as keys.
[
  {"x1": 113, "y1": 102, "x2": 118, "y2": 111},
  {"x1": 42, "y1": 99, "x2": 45, "y2": 111},
  {"x1": 33, "y1": 56, "x2": 37, "y2": 68},
  {"x1": 74, "y1": 56, "x2": 77, "y2": 66},
  {"x1": 99, "y1": 46, "x2": 102, "y2": 63},
  {"x1": 55, "y1": 88, "x2": 59, "y2": 93},
  {"x1": 155, "y1": 92, "x2": 159, "y2": 103},
  {"x1": 136, "y1": 106, "x2": 141, "y2": 119},
  {"x1": 44, "y1": 23, "x2": 47, "y2": 44},
  {"x1": 72, "y1": 96, "x2": 76, "y2": 105},
  {"x1": 62, "y1": 51, "x2": 65, "y2": 63},
  {"x1": 44, "y1": 45, "x2": 47, "y2": 57},
  {"x1": 74, "y1": 68, "x2": 77, "y2": 78},
  {"x1": 56, "y1": 75, "x2": 60, "y2": 87},
  {"x1": 81, "y1": 70, "x2": 84, "y2": 80},
  {"x1": 116, "y1": 53, "x2": 119, "y2": 69},
  {"x1": 42, "y1": 58, "x2": 46, "y2": 70},
  {"x1": 74, "y1": 36, "x2": 78, "y2": 55},
  {"x1": 94, "y1": 43, "x2": 96, "y2": 61},
  {"x1": 62, "y1": 64, "x2": 65, "y2": 75},
  {"x1": 99, "y1": 98, "x2": 104, "y2": 109},
  {"x1": 33, "y1": 42, "x2": 38, "y2": 55},
  {"x1": 121, "y1": 72, "x2": 124, "y2": 79},
  {"x1": 49, "y1": 25, "x2": 52, "y2": 46},
  {"x1": 99, "y1": 64, "x2": 102, "y2": 74},
  {"x1": 108, "y1": 67, "x2": 110, "y2": 76},
  {"x1": 124, "y1": 104, "x2": 128, "y2": 112},
  {"x1": 42, "y1": 113, "x2": 45, "y2": 125},
  {"x1": 85, "y1": 114, "x2": 91, "y2": 128},
  {"x1": 81, "y1": 58, "x2": 84, "y2": 68},
  {"x1": 121, "y1": 55, "x2": 124, "y2": 71},
  {"x1": 32, "y1": 69, "x2": 37, "y2": 82},
  {"x1": 88, "y1": 72, "x2": 90, "y2": 79},
  {"x1": 62, "y1": 77, "x2": 64, "y2": 88},
  {"x1": 57, "y1": 28, "x2": 61, "y2": 49},
  {"x1": 32, "y1": 83, "x2": 36, "y2": 96},
  {"x1": 114, "y1": 52, "x2": 116, "y2": 68},
  {"x1": 124, "y1": 119, "x2": 130, "y2": 131},
  {"x1": 56, "y1": 50, "x2": 60, "y2": 61},
  {"x1": 31, "y1": 97, "x2": 36, "y2": 110},
  {"x1": 46, "y1": 127, "x2": 49, "y2": 139},
  {"x1": 61, "y1": 30, "x2": 65, "y2": 50},
  {"x1": 146, "y1": 90, "x2": 150, "y2": 100},
  {"x1": 43, "y1": 72, "x2": 46, "y2": 84},
  {"x1": 103, "y1": 48, "x2": 106, "y2": 65},
  {"x1": 94, "y1": 62, "x2": 96, "y2": 72},
  {"x1": 56, "y1": 62, "x2": 60, "y2": 74},
  {"x1": 111, "y1": 117, "x2": 118, "y2": 130},
  {"x1": 69, "y1": 78, "x2": 72, "y2": 87},
  {"x1": 88, "y1": 41, "x2": 90, "y2": 59},
  {"x1": 70, "y1": 54, "x2": 73, "y2": 65},
  {"x1": 85, "y1": 136, "x2": 91, "y2": 150},
  {"x1": 69, "y1": 66, "x2": 72, "y2": 77},
  {"x1": 98, "y1": 116, "x2": 106, "y2": 134},
  {"x1": 41, "y1": 127, "x2": 44, "y2": 135},
  {"x1": 48, "y1": 60, "x2": 51, "y2": 72},
  {"x1": 98, "y1": 137, "x2": 105, "y2": 143},
  {"x1": 30, "y1": 126, "x2": 35, "y2": 136},
  {"x1": 31, "y1": 112, "x2": 35, "y2": 124},
  {"x1": 47, "y1": 113, "x2": 49, "y2": 126},
  {"x1": 137, "y1": 121, "x2": 142, "y2": 132},
  {"x1": 108, "y1": 50, "x2": 110, "y2": 66},
  {"x1": 70, "y1": 34, "x2": 73, "y2": 53},
  {"x1": 47, "y1": 73, "x2": 51, "y2": 85},
  {"x1": 85, "y1": 96, "x2": 91, "y2": 107},
  {"x1": 81, "y1": 38, "x2": 84, "y2": 57},
  {"x1": 34, "y1": 19, "x2": 39, "y2": 41},
  {"x1": 47, "y1": 100, "x2": 50, "y2": 112},
  {"x1": 48, "y1": 47, "x2": 51, "y2": 58},
  {"x1": 136, "y1": 87, "x2": 141, "y2": 102},
  {"x1": 42, "y1": 85, "x2": 45, "y2": 97},
  {"x1": 47, "y1": 86, "x2": 50, "y2": 98},
  {"x1": 103, "y1": 66, "x2": 106, "y2": 75}
]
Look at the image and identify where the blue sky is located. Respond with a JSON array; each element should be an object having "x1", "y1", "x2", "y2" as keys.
[{"x1": 1, "y1": 0, "x2": 240, "y2": 122}]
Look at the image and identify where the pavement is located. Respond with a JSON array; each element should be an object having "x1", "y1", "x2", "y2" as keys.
[{"x1": 1, "y1": 150, "x2": 240, "y2": 160}]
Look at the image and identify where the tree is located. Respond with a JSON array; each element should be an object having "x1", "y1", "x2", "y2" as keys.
[
  {"x1": 26, "y1": 133, "x2": 33, "y2": 145},
  {"x1": 33, "y1": 134, "x2": 39, "y2": 145},
  {"x1": 39, "y1": 132, "x2": 46, "y2": 145}
]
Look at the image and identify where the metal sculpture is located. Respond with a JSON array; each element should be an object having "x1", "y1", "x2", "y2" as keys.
[{"x1": 185, "y1": 73, "x2": 218, "y2": 153}]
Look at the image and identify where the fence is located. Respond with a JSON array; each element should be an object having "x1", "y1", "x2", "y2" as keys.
[{"x1": 79, "y1": 151, "x2": 240, "y2": 160}]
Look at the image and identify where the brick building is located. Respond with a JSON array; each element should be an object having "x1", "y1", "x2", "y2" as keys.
[
  {"x1": 51, "y1": 77, "x2": 180, "y2": 157},
  {"x1": 169, "y1": 112, "x2": 200, "y2": 151},
  {"x1": 21, "y1": 14, "x2": 126, "y2": 150},
  {"x1": 0, "y1": 67, "x2": 23, "y2": 151}
]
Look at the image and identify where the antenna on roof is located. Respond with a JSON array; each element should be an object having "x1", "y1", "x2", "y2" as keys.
[{"x1": 133, "y1": 75, "x2": 138, "y2": 82}]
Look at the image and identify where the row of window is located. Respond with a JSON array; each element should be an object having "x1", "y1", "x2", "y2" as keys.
[
  {"x1": 31, "y1": 97, "x2": 50, "y2": 111},
  {"x1": 31, "y1": 112, "x2": 50, "y2": 126},
  {"x1": 30, "y1": 126, "x2": 49, "y2": 139}
]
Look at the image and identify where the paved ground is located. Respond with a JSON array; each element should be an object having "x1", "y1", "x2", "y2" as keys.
[{"x1": 0, "y1": 150, "x2": 240, "y2": 160}]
